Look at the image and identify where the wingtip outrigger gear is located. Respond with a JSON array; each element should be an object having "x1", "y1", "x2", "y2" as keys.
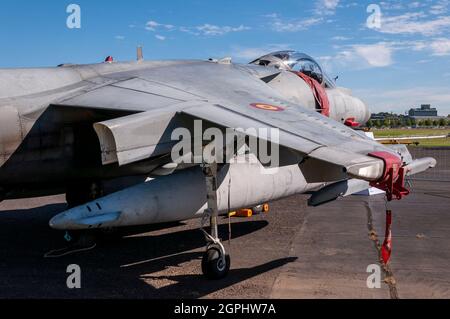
[
  {"x1": 369, "y1": 151, "x2": 410, "y2": 202},
  {"x1": 367, "y1": 152, "x2": 412, "y2": 265}
]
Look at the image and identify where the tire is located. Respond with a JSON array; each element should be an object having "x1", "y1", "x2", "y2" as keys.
[{"x1": 202, "y1": 247, "x2": 231, "y2": 280}]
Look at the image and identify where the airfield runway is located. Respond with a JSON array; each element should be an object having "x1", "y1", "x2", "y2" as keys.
[{"x1": 0, "y1": 148, "x2": 449, "y2": 299}]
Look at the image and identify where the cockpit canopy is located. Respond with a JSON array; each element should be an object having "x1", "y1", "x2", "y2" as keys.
[{"x1": 250, "y1": 50, "x2": 336, "y2": 88}]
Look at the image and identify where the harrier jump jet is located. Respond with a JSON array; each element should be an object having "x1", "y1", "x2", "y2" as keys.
[{"x1": 0, "y1": 51, "x2": 436, "y2": 279}]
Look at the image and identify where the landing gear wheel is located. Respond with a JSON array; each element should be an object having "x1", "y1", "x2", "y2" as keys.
[{"x1": 202, "y1": 247, "x2": 231, "y2": 280}]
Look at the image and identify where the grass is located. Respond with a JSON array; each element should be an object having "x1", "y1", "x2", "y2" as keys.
[
  {"x1": 372, "y1": 128, "x2": 450, "y2": 147},
  {"x1": 410, "y1": 138, "x2": 450, "y2": 147},
  {"x1": 373, "y1": 128, "x2": 450, "y2": 138}
]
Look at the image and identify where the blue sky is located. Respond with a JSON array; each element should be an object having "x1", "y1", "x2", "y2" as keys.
[{"x1": 0, "y1": 0, "x2": 449, "y2": 114}]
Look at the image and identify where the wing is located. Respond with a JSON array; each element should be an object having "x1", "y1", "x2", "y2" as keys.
[{"x1": 51, "y1": 61, "x2": 435, "y2": 183}]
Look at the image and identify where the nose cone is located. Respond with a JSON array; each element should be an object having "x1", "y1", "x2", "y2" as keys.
[
  {"x1": 49, "y1": 204, "x2": 94, "y2": 230},
  {"x1": 49, "y1": 212, "x2": 74, "y2": 230},
  {"x1": 49, "y1": 205, "x2": 122, "y2": 230}
]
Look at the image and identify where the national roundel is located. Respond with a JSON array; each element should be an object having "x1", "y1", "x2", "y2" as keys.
[{"x1": 250, "y1": 103, "x2": 285, "y2": 112}]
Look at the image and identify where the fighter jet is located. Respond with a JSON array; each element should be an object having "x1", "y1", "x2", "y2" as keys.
[{"x1": 0, "y1": 50, "x2": 436, "y2": 279}]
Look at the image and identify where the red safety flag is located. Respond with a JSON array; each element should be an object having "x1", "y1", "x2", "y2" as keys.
[
  {"x1": 381, "y1": 210, "x2": 393, "y2": 265},
  {"x1": 293, "y1": 72, "x2": 330, "y2": 117}
]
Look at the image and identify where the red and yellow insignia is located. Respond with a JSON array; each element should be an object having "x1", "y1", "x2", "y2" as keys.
[{"x1": 250, "y1": 103, "x2": 285, "y2": 112}]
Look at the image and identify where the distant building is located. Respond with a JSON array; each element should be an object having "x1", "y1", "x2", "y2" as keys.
[
  {"x1": 408, "y1": 104, "x2": 438, "y2": 118},
  {"x1": 368, "y1": 104, "x2": 448, "y2": 128}
]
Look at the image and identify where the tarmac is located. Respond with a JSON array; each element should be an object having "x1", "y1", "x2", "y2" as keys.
[{"x1": 0, "y1": 151, "x2": 449, "y2": 299}]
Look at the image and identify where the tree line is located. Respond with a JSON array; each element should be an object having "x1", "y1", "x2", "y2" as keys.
[{"x1": 366, "y1": 117, "x2": 450, "y2": 129}]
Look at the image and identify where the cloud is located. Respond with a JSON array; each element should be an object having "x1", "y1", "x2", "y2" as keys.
[
  {"x1": 429, "y1": 38, "x2": 450, "y2": 56},
  {"x1": 409, "y1": 2, "x2": 425, "y2": 9},
  {"x1": 322, "y1": 42, "x2": 394, "y2": 71},
  {"x1": 267, "y1": 1, "x2": 340, "y2": 33},
  {"x1": 271, "y1": 18, "x2": 323, "y2": 32},
  {"x1": 155, "y1": 35, "x2": 166, "y2": 41},
  {"x1": 430, "y1": 0, "x2": 449, "y2": 15},
  {"x1": 325, "y1": 37, "x2": 450, "y2": 72},
  {"x1": 146, "y1": 20, "x2": 175, "y2": 31},
  {"x1": 196, "y1": 24, "x2": 250, "y2": 36},
  {"x1": 267, "y1": 14, "x2": 323, "y2": 32},
  {"x1": 355, "y1": 87, "x2": 450, "y2": 115},
  {"x1": 146, "y1": 21, "x2": 160, "y2": 31},
  {"x1": 389, "y1": 38, "x2": 450, "y2": 56},
  {"x1": 379, "y1": 0, "x2": 448, "y2": 13},
  {"x1": 353, "y1": 43, "x2": 393, "y2": 67},
  {"x1": 322, "y1": 0, "x2": 339, "y2": 10},
  {"x1": 379, "y1": 1, "x2": 403, "y2": 11},
  {"x1": 115, "y1": 35, "x2": 125, "y2": 40},
  {"x1": 145, "y1": 20, "x2": 249, "y2": 37},
  {"x1": 231, "y1": 44, "x2": 292, "y2": 61},
  {"x1": 325, "y1": 38, "x2": 450, "y2": 72},
  {"x1": 315, "y1": 0, "x2": 340, "y2": 15},
  {"x1": 377, "y1": 12, "x2": 450, "y2": 36},
  {"x1": 332, "y1": 36, "x2": 351, "y2": 41}
]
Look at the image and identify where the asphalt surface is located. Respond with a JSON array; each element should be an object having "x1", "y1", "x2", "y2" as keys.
[{"x1": 0, "y1": 151, "x2": 449, "y2": 299}]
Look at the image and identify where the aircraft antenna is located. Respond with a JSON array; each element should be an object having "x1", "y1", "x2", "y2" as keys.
[{"x1": 137, "y1": 46, "x2": 144, "y2": 61}]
